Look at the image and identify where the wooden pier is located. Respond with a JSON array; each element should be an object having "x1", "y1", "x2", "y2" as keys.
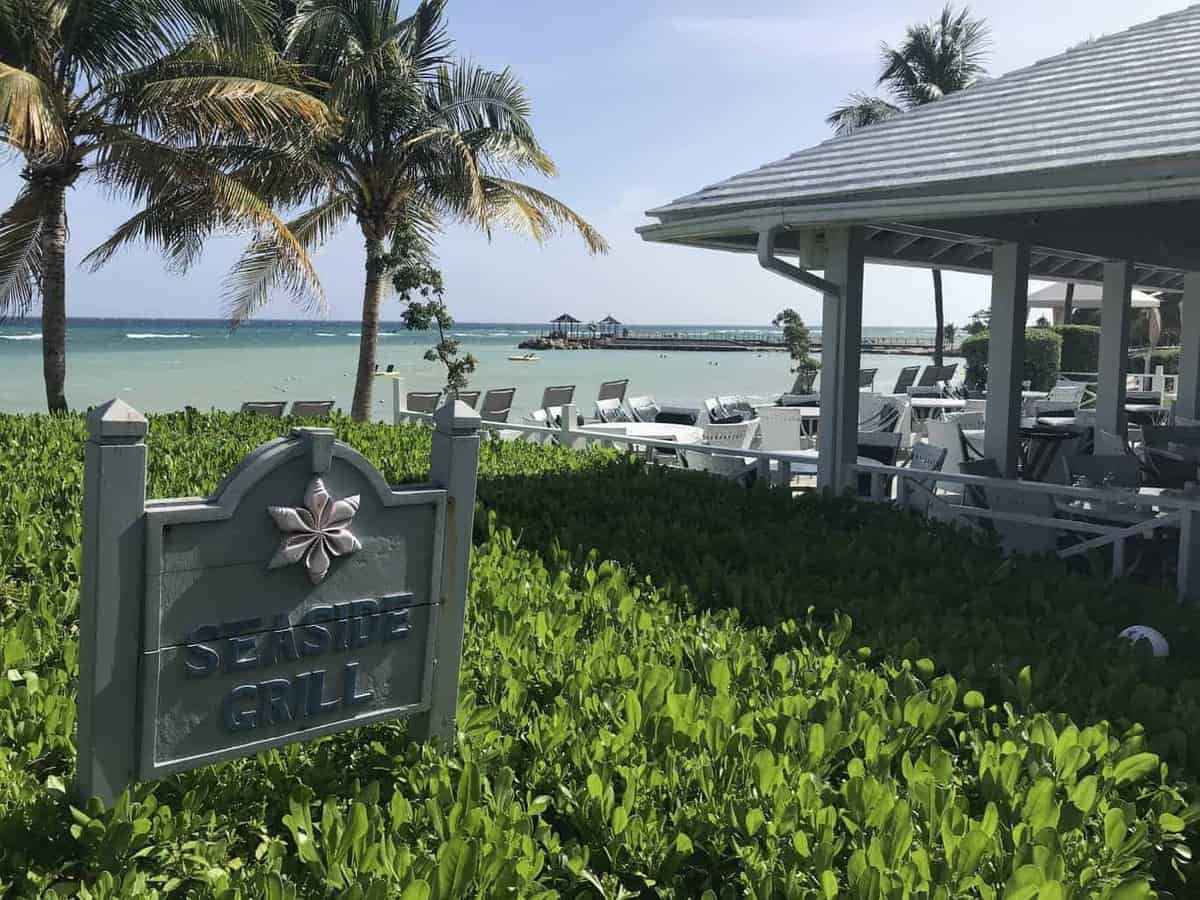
[{"x1": 518, "y1": 330, "x2": 954, "y2": 355}]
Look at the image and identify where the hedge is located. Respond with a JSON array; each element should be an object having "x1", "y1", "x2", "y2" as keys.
[
  {"x1": 961, "y1": 328, "x2": 1063, "y2": 391},
  {"x1": 1054, "y1": 325, "x2": 1102, "y2": 373},
  {"x1": 0, "y1": 412, "x2": 1196, "y2": 895}
]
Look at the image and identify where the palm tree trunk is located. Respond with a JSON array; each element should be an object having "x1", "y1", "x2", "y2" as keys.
[
  {"x1": 350, "y1": 236, "x2": 385, "y2": 422},
  {"x1": 40, "y1": 184, "x2": 68, "y2": 413},
  {"x1": 1063, "y1": 282, "x2": 1075, "y2": 325},
  {"x1": 932, "y1": 267, "x2": 945, "y2": 368}
]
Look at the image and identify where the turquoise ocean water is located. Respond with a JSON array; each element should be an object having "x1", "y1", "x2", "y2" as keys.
[{"x1": 0, "y1": 318, "x2": 954, "y2": 421}]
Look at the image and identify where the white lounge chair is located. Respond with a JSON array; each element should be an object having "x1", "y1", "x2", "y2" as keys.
[
  {"x1": 289, "y1": 400, "x2": 334, "y2": 419},
  {"x1": 241, "y1": 401, "x2": 286, "y2": 418},
  {"x1": 597, "y1": 379, "x2": 629, "y2": 403},
  {"x1": 892, "y1": 366, "x2": 920, "y2": 395},
  {"x1": 481, "y1": 388, "x2": 516, "y2": 423},
  {"x1": 406, "y1": 392, "x2": 441, "y2": 414},
  {"x1": 541, "y1": 385, "x2": 576, "y2": 411}
]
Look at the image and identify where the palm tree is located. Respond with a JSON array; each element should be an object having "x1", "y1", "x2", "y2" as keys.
[
  {"x1": 208, "y1": 0, "x2": 607, "y2": 421},
  {"x1": 827, "y1": 4, "x2": 989, "y2": 367},
  {"x1": 0, "y1": 0, "x2": 328, "y2": 412}
]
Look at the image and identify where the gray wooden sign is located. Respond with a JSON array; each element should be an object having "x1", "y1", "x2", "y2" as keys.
[{"x1": 77, "y1": 398, "x2": 480, "y2": 804}]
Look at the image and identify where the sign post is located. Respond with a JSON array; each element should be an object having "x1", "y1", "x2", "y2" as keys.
[{"x1": 76, "y1": 399, "x2": 480, "y2": 805}]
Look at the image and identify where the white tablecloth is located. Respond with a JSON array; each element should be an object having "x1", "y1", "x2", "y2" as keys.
[{"x1": 580, "y1": 422, "x2": 705, "y2": 444}]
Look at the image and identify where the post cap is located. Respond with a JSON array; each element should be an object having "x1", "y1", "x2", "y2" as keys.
[
  {"x1": 290, "y1": 427, "x2": 336, "y2": 473},
  {"x1": 86, "y1": 398, "x2": 148, "y2": 440},
  {"x1": 433, "y1": 399, "x2": 481, "y2": 435}
]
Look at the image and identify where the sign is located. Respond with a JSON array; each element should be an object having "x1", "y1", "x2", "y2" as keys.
[{"x1": 77, "y1": 399, "x2": 480, "y2": 804}]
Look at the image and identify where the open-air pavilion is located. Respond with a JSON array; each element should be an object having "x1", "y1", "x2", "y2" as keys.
[
  {"x1": 639, "y1": 5, "x2": 1200, "y2": 596},
  {"x1": 549, "y1": 312, "x2": 582, "y2": 339},
  {"x1": 599, "y1": 315, "x2": 622, "y2": 336}
]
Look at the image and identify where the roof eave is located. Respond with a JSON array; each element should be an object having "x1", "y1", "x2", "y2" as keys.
[{"x1": 640, "y1": 173, "x2": 1200, "y2": 246}]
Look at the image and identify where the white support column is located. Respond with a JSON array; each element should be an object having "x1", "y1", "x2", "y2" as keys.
[
  {"x1": 391, "y1": 377, "x2": 406, "y2": 425},
  {"x1": 1176, "y1": 272, "x2": 1200, "y2": 420},
  {"x1": 984, "y1": 242, "x2": 1030, "y2": 478},
  {"x1": 1096, "y1": 260, "x2": 1134, "y2": 437},
  {"x1": 816, "y1": 227, "x2": 866, "y2": 493}
]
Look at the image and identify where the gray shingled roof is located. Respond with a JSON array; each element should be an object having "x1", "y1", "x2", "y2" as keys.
[{"x1": 646, "y1": 4, "x2": 1200, "y2": 223}]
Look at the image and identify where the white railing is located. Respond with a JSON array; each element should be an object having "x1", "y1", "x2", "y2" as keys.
[
  {"x1": 395, "y1": 401, "x2": 829, "y2": 488},
  {"x1": 1128, "y1": 366, "x2": 1177, "y2": 398},
  {"x1": 853, "y1": 462, "x2": 1200, "y2": 599},
  {"x1": 392, "y1": 389, "x2": 1200, "y2": 602}
]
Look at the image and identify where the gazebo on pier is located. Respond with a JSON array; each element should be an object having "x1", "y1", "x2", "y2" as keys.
[
  {"x1": 549, "y1": 313, "x2": 582, "y2": 339},
  {"x1": 599, "y1": 315, "x2": 622, "y2": 336},
  {"x1": 639, "y1": 5, "x2": 1200, "y2": 594}
]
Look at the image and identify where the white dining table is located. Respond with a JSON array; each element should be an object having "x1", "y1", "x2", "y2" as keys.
[{"x1": 579, "y1": 422, "x2": 705, "y2": 444}]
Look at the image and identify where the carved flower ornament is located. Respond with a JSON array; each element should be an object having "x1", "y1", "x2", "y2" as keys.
[{"x1": 268, "y1": 478, "x2": 362, "y2": 584}]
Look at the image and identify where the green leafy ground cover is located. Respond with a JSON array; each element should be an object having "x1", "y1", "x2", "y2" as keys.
[{"x1": 0, "y1": 413, "x2": 1197, "y2": 897}]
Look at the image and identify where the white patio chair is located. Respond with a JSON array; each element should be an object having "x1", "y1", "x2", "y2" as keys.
[
  {"x1": 702, "y1": 418, "x2": 758, "y2": 449},
  {"x1": 519, "y1": 408, "x2": 554, "y2": 444},
  {"x1": 718, "y1": 395, "x2": 756, "y2": 418},
  {"x1": 628, "y1": 396, "x2": 661, "y2": 423},
  {"x1": 678, "y1": 446, "x2": 758, "y2": 486},
  {"x1": 960, "y1": 457, "x2": 1061, "y2": 556},
  {"x1": 899, "y1": 442, "x2": 947, "y2": 516},
  {"x1": 685, "y1": 417, "x2": 759, "y2": 483},
  {"x1": 759, "y1": 406, "x2": 815, "y2": 451}
]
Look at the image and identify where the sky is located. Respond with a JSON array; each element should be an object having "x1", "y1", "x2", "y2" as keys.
[{"x1": 3, "y1": 0, "x2": 1190, "y2": 327}]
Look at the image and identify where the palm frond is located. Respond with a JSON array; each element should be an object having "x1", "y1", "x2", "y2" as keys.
[
  {"x1": 0, "y1": 182, "x2": 47, "y2": 318},
  {"x1": 82, "y1": 191, "x2": 214, "y2": 272},
  {"x1": 825, "y1": 93, "x2": 900, "y2": 135},
  {"x1": 175, "y1": 0, "x2": 278, "y2": 53},
  {"x1": 223, "y1": 195, "x2": 346, "y2": 323},
  {"x1": 60, "y1": 0, "x2": 189, "y2": 80},
  {"x1": 429, "y1": 63, "x2": 551, "y2": 172},
  {"x1": 474, "y1": 177, "x2": 607, "y2": 255},
  {"x1": 396, "y1": 0, "x2": 451, "y2": 78},
  {"x1": 133, "y1": 74, "x2": 330, "y2": 139},
  {"x1": 0, "y1": 64, "x2": 66, "y2": 159}
]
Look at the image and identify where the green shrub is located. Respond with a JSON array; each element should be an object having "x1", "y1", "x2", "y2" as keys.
[
  {"x1": 1055, "y1": 325, "x2": 1102, "y2": 373},
  {"x1": 1147, "y1": 348, "x2": 1182, "y2": 375},
  {"x1": 0, "y1": 413, "x2": 1195, "y2": 895},
  {"x1": 960, "y1": 329, "x2": 1063, "y2": 391}
]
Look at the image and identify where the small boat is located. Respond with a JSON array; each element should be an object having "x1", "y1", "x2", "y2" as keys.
[{"x1": 508, "y1": 352, "x2": 540, "y2": 362}]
